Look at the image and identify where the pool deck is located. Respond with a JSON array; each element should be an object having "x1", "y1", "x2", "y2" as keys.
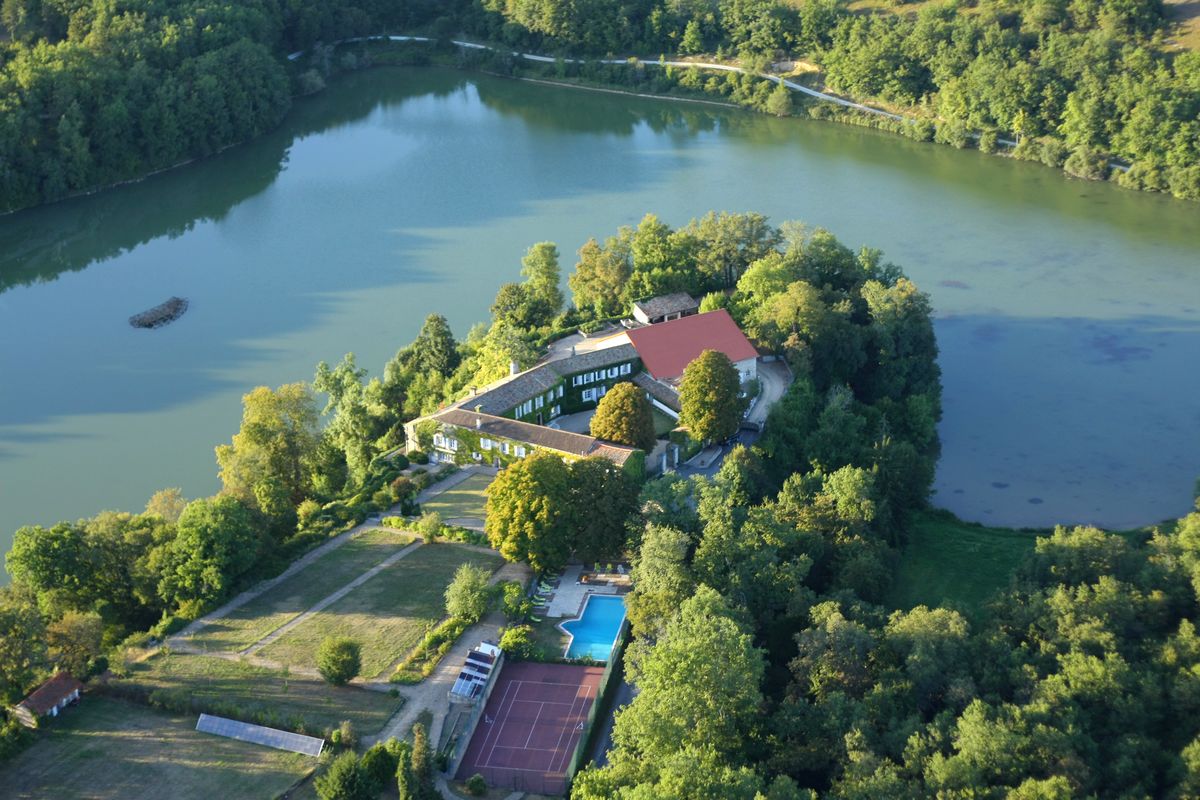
[{"x1": 545, "y1": 565, "x2": 619, "y2": 619}]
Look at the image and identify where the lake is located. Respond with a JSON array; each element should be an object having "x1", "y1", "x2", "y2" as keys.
[{"x1": 1, "y1": 66, "x2": 1197, "y2": 564}]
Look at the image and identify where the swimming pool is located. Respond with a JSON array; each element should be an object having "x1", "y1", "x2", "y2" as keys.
[{"x1": 561, "y1": 595, "x2": 627, "y2": 661}]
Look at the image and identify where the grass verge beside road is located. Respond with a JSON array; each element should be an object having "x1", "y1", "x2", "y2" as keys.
[
  {"x1": 188, "y1": 528, "x2": 415, "y2": 653},
  {"x1": 0, "y1": 696, "x2": 313, "y2": 800},
  {"x1": 115, "y1": 651, "x2": 401, "y2": 736},
  {"x1": 887, "y1": 510, "x2": 1045, "y2": 616},
  {"x1": 259, "y1": 543, "x2": 503, "y2": 679}
]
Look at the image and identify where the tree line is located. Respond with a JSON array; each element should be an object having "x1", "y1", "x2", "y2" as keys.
[
  {"x1": 0, "y1": 0, "x2": 461, "y2": 212},
  {"x1": 470, "y1": 0, "x2": 1200, "y2": 199}
]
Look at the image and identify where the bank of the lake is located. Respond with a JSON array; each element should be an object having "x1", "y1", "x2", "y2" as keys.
[{"x1": 1, "y1": 66, "x2": 1197, "y2": 565}]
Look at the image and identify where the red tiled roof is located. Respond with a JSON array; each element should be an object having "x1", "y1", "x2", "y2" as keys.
[
  {"x1": 17, "y1": 672, "x2": 82, "y2": 715},
  {"x1": 625, "y1": 309, "x2": 757, "y2": 380}
]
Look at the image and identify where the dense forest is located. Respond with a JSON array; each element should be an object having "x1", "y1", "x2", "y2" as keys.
[
  {"x1": 2, "y1": 0, "x2": 1198, "y2": 211},
  {"x1": 471, "y1": 0, "x2": 1200, "y2": 197}
]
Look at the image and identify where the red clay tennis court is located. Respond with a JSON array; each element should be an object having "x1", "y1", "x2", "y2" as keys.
[{"x1": 456, "y1": 662, "x2": 604, "y2": 795}]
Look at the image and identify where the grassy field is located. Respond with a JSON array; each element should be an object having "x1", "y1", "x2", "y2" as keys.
[
  {"x1": 886, "y1": 510, "x2": 1046, "y2": 616},
  {"x1": 189, "y1": 528, "x2": 415, "y2": 653},
  {"x1": 421, "y1": 473, "x2": 492, "y2": 520},
  {"x1": 118, "y1": 651, "x2": 402, "y2": 735},
  {"x1": 259, "y1": 544, "x2": 503, "y2": 678},
  {"x1": 0, "y1": 696, "x2": 313, "y2": 800}
]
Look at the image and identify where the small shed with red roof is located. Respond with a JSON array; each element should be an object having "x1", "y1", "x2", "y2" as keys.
[
  {"x1": 12, "y1": 672, "x2": 83, "y2": 728},
  {"x1": 626, "y1": 309, "x2": 758, "y2": 383}
]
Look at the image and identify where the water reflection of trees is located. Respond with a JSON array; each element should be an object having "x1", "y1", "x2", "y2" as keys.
[{"x1": 0, "y1": 68, "x2": 468, "y2": 297}]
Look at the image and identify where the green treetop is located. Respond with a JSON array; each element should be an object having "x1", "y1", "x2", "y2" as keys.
[
  {"x1": 678, "y1": 350, "x2": 747, "y2": 443},
  {"x1": 590, "y1": 381, "x2": 658, "y2": 452}
]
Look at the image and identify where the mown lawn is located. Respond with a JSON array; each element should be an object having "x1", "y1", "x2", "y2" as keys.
[
  {"x1": 189, "y1": 528, "x2": 415, "y2": 653},
  {"x1": 259, "y1": 544, "x2": 503, "y2": 679},
  {"x1": 421, "y1": 473, "x2": 493, "y2": 521},
  {"x1": 0, "y1": 696, "x2": 313, "y2": 800},
  {"x1": 118, "y1": 651, "x2": 402, "y2": 736},
  {"x1": 887, "y1": 510, "x2": 1047, "y2": 616}
]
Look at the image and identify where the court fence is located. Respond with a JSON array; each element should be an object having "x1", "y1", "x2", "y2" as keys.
[
  {"x1": 563, "y1": 614, "x2": 631, "y2": 786},
  {"x1": 445, "y1": 650, "x2": 506, "y2": 778}
]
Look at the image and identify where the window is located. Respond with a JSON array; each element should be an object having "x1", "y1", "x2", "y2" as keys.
[
  {"x1": 472, "y1": 452, "x2": 481, "y2": 461},
  {"x1": 550, "y1": 405, "x2": 560, "y2": 418},
  {"x1": 546, "y1": 390, "x2": 554, "y2": 402},
  {"x1": 535, "y1": 396, "x2": 544, "y2": 410},
  {"x1": 619, "y1": 363, "x2": 632, "y2": 375},
  {"x1": 433, "y1": 432, "x2": 445, "y2": 448},
  {"x1": 481, "y1": 438, "x2": 492, "y2": 451},
  {"x1": 448, "y1": 438, "x2": 459, "y2": 451},
  {"x1": 514, "y1": 445, "x2": 527, "y2": 457},
  {"x1": 607, "y1": 366, "x2": 619, "y2": 378},
  {"x1": 573, "y1": 375, "x2": 582, "y2": 387},
  {"x1": 557, "y1": 385, "x2": 564, "y2": 398},
  {"x1": 502, "y1": 442, "x2": 511, "y2": 455},
  {"x1": 582, "y1": 388, "x2": 596, "y2": 402}
]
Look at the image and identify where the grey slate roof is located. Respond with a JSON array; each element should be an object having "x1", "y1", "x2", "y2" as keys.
[
  {"x1": 456, "y1": 344, "x2": 638, "y2": 416},
  {"x1": 633, "y1": 372, "x2": 681, "y2": 412},
  {"x1": 632, "y1": 292, "x2": 698, "y2": 320},
  {"x1": 433, "y1": 408, "x2": 638, "y2": 465}
]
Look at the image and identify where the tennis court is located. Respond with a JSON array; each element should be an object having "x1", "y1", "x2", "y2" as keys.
[{"x1": 455, "y1": 662, "x2": 604, "y2": 795}]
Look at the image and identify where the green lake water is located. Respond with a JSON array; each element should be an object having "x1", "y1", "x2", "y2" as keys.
[{"x1": 1, "y1": 66, "x2": 1198, "y2": 564}]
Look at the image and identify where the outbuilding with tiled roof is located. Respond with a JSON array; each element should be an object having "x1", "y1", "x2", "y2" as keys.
[{"x1": 12, "y1": 672, "x2": 83, "y2": 728}]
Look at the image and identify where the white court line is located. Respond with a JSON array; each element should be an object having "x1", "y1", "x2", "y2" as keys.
[
  {"x1": 523, "y1": 703, "x2": 547, "y2": 749},
  {"x1": 551, "y1": 683, "x2": 596, "y2": 774},
  {"x1": 478, "y1": 680, "x2": 519, "y2": 769},
  {"x1": 549, "y1": 683, "x2": 591, "y2": 772}
]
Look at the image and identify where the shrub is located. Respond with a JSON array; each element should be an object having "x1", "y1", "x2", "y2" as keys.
[
  {"x1": 500, "y1": 581, "x2": 532, "y2": 621},
  {"x1": 416, "y1": 511, "x2": 443, "y2": 543},
  {"x1": 499, "y1": 625, "x2": 537, "y2": 660},
  {"x1": 317, "y1": 637, "x2": 361, "y2": 686},
  {"x1": 466, "y1": 773, "x2": 488, "y2": 796},
  {"x1": 314, "y1": 751, "x2": 367, "y2": 800},
  {"x1": 445, "y1": 564, "x2": 493, "y2": 624},
  {"x1": 410, "y1": 451, "x2": 430, "y2": 465},
  {"x1": 977, "y1": 129, "x2": 998, "y2": 154},
  {"x1": 296, "y1": 69, "x2": 325, "y2": 95},
  {"x1": 297, "y1": 498, "x2": 322, "y2": 527},
  {"x1": 328, "y1": 719, "x2": 357, "y2": 750},
  {"x1": 1064, "y1": 146, "x2": 1109, "y2": 180},
  {"x1": 359, "y1": 741, "x2": 398, "y2": 795}
]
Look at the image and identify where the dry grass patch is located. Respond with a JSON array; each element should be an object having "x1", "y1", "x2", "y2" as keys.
[
  {"x1": 259, "y1": 543, "x2": 503, "y2": 679},
  {"x1": 0, "y1": 696, "x2": 313, "y2": 800},
  {"x1": 189, "y1": 528, "x2": 415, "y2": 653},
  {"x1": 117, "y1": 651, "x2": 402, "y2": 735}
]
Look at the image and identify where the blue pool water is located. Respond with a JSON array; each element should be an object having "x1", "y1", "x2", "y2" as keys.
[{"x1": 562, "y1": 595, "x2": 627, "y2": 661}]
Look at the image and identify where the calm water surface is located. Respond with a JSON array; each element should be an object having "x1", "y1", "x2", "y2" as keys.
[{"x1": 1, "y1": 67, "x2": 1198, "y2": 562}]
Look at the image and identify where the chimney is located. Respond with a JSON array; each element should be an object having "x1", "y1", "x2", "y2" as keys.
[
  {"x1": 476, "y1": 417, "x2": 482, "y2": 429},
  {"x1": 571, "y1": 345, "x2": 576, "y2": 356},
  {"x1": 470, "y1": 386, "x2": 477, "y2": 397},
  {"x1": 509, "y1": 360, "x2": 520, "y2": 376}
]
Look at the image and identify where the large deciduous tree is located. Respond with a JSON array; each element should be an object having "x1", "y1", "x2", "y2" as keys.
[
  {"x1": 568, "y1": 457, "x2": 641, "y2": 563},
  {"x1": 0, "y1": 588, "x2": 46, "y2": 704},
  {"x1": 678, "y1": 350, "x2": 746, "y2": 443},
  {"x1": 215, "y1": 383, "x2": 320, "y2": 520},
  {"x1": 485, "y1": 451, "x2": 574, "y2": 573},
  {"x1": 589, "y1": 381, "x2": 658, "y2": 452},
  {"x1": 157, "y1": 496, "x2": 261, "y2": 610},
  {"x1": 521, "y1": 241, "x2": 564, "y2": 316}
]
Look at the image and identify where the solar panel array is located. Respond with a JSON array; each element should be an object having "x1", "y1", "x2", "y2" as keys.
[
  {"x1": 450, "y1": 646, "x2": 499, "y2": 701},
  {"x1": 195, "y1": 713, "x2": 324, "y2": 757}
]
